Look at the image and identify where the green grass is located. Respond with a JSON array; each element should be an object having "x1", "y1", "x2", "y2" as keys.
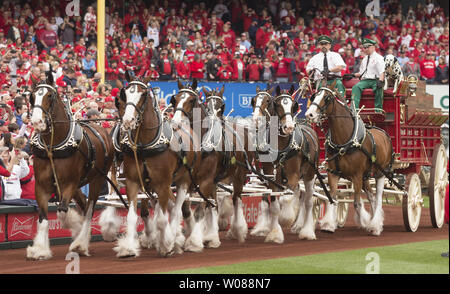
[{"x1": 163, "y1": 240, "x2": 449, "y2": 274}]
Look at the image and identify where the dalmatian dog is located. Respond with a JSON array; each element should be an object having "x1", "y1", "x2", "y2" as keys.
[{"x1": 384, "y1": 54, "x2": 403, "y2": 93}]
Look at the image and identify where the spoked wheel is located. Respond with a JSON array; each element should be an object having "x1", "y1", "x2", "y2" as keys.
[
  {"x1": 337, "y1": 199, "x2": 349, "y2": 228},
  {"x1": 402, "y1": 173, "x2": 423, "y2": 232},
  {"x1": 429, "y1": 144, "x2": 449, "y2": 228}
]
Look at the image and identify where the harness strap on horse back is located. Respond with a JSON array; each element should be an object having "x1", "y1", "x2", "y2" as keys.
[{"x1": 76, "y1": 126, "x2": 129, "y2": 210}]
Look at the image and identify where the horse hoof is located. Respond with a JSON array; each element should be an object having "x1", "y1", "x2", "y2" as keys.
[
  {"x1": 139, "y1": 235, "x2": 153, "y2": 249},
  {"x1": 118, "y1": 253, "x2": 136, "y2": 258},
  {"x1": 69, "y1": 244, "x2": 90, "y2": 257},
  {"x1": 298, "y1": 231, "x2": 317, "y2": 240},
  {"x1": 26, "y1": 246, "x2": 53, "y2": 260},
  {"x1": 204, "y1": 239, "x2": 221, "y2": 248},
  {"x1": 320, "y1": 229, "x2": 335, "y2": 234},
  {"x1": 159, "y1": 249, "x2": 174, "y2": 257},
  {"x1": 113, "y1": 245, "x2": 140, "y2": 258}
]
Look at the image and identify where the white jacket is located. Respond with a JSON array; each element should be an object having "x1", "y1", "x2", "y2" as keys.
[{"x1": 2, "y1": 159, "x2": 30, "y2": 200}]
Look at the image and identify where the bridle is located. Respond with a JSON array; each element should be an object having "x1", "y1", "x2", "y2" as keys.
[
  {"x1": 173, "y1": 88, "x2": 203, "y2": 120},
  {"x1": 272, "y1": 93, "x2": 297, "y2": 121},
  {"x1": 122, "y1": 80, "x2": 157, "y2": 127},
  {"x1": 253, "y1": 91, "x2": 272, "y2": 122},
  {"x1": 32, "y1": 84, "x2": 59, "y2": 133},
  {"x1": 205, "y1": 94, "x2": 224, "y2": 117}
]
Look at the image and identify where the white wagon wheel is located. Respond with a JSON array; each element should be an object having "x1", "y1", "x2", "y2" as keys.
[
  {"x1": 428, "y1": 144, "x2": 449, "y2": 228},
  {"x1": 402, "y1": 173, "x2": 423, "y2": 232},
  {"x1": 337, "y1": 199, "x2": 349, "y2": 228}
]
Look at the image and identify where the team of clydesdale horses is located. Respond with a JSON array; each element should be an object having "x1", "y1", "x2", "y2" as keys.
[{"x1": 25, "y1": 72, "x2": 393, "y2": 260}]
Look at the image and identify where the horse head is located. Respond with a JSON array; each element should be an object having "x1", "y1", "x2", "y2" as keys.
[
  {"x1": 272, "y1": 85, "x2": 298, "y2": 135},
  {"x1": 30, "y1": 72, "x2": 58, "y2": 132},
  {"x1": 203, "y1": 85, "x2": 225, "y2": 119},
  {"x1": 171, "y1": 79, "x2": 200, "y2": 127},
  {"x1": 251, "y1": 85, "x2": 274, "y2": 123},
  {"x1": 305, "y1": 80, "x2": 341, "y2": 123},
  {"x1": 117, "y1": 71, "x2": 153, "y2": 131}
]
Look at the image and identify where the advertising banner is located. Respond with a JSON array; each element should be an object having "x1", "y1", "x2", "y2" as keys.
[
  {"x1": 7, "y1": 213, "x2": 37, "y2": 241},
  {"x1": 149, "y1": 81, "x2": 309, "y2": 119},
  {"x1": 427, "y1": 85, "x2": 449, "y2": 112}
]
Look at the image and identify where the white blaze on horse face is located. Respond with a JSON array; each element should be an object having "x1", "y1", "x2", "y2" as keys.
[
  {"x1": 31, "y1": 87, "x2": 48, "y2": 132},
  {"x1": 122, "y1": 85, "x2": 142, "y2": 129},
  {"x1": 172, "y1": 92, "x2": 189, "y2": 125},
  {"x1": 281, "y1": 97, "x2": 294, "y2": 133},
  {"x1": 252, "y1": 95, "x2": 264, "y2": 122},
  {"x1": 305, "y1": 90, "x2": 324, "y2": 122}
]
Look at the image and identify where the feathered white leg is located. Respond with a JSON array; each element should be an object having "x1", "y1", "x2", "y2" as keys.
[
  {"x1": 99, "y1": 206, "x2": 121, "y2": 242},
  {"x1": 226, "y1": 198, "x2": 248, "y2": 243},
  {"x1": 26, "y1": 219, "x2": 52, "y2": 260},
  {"x1": 113, "y1": 201, "x2": 141, "y2": 257},
  {"x1": 250, "y1": 199, "x2": 270, "y2": 237},
  {"x1": 69, "y1": 203, "x2": 94, "y2": 256},
  {"x1": 264, "y1": 198, "x2": 284, "y2": 244},
  {"x1": 203, "y1": 206, "x2": 221, "y2": 248},
  {"x1": 367, "y1": 176, "x2": 385, "y2": 236}
]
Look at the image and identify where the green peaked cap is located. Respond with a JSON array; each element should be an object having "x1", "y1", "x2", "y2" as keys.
[
  {"x1": 362, "y1": 38, "x2": 377, "y2": 46},
  {"x1": 317, "y1": 35, "x2": 332, "y2": 44}
]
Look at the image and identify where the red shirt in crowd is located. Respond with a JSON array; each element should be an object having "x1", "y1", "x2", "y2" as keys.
[
  {"x1": 420, "y1": 58, "x2": 436, "y2": 79},
  {"x1": 39, "y1": 29, "x2": 58, "y2": 48},
  {"x1": 176, "y1": 61, "x2": 191, "y2": 79},
  {"x1": 189, "y1": 60, "x2": 205, "y2": 79},
  {"x1": 274, "y1": 57, "x2": 291, "y2": 78},
  {"x1": 246, "y1": 63, "x2": 261, "y2": 81},
  {"x1": 20, "y1": 166, "x2": 35, "y2": 200}
]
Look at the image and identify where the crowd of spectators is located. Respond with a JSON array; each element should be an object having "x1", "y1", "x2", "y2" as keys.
[{"x1": 0, "y1": 0, "x2": 448, "y2": 201}]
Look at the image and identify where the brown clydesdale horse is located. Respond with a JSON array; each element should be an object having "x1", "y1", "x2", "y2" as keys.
[
  {"x1": 305, "y1": 82, "x2": 393, "y2": 236},
  {"x1": 109, "y1": 73, "x2": 197, "y2": 257},
  {"x1": 200, "y1": 86, "x2": 256, "y2": 244},
  {"x1": 26, "y1": 75, "x2": 115, "y2": 260},
  {"x1": 170, "y1": 80, "x2": 234, "y2": 250},
  {"x1": 250, "y1": 85, "x2": 320, "y2": 242}
]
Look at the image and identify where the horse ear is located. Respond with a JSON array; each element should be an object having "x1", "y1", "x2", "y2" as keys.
[
  {"x1": 119, "y1": 88, "x2": 126, "y2": 102},
  {"x1": 29, "y1": 92, "x2": 35, "y2": 106},
  {"x1": 268, "y1": 86, "x2": 275, "y2": 96},
  {"x1": 330, "y1": 80, "x2": 337, "y2": 90},
  {"x1": 292, "y1": 100, "x2": 299, "y2": 113},
  {"x1": 143, "y1": 76, "x2": 152, "y2": 85},
  {"x1": 276, "y1": 85, "x2": 281, "y2": 96},
  {"x1": 219, "y1": 85, "x2": 225, "y2": 96},
  {"x1": 116, "y1": 79, "x2": 123, "y2": 90},
  {"x1": 115, "y1": 95, "x2": 120, "y2": 109},
  {"x1": 125, "y1": 70, "x2": 132, "y2": 82},
  {"x1": 290, "y1": 84, "x2": 295, "y2": 95},
  {"x1": 30, "y1": 75, "x2": 39, "y2": 89},
  {"x1": 170, "y1": 95, "x2": 176, "y2": 106},
  {"x1": 177, "y1": 79, "x2": 184, "y2": 89},
  {"x1": 256, "y1": 86, "x2": 260, "y2": 92},
  {"x1": 192, "y1": 79, "x2": 198, "y2": 91},
  {"x1": 46, "y1": 71, "x2": 54, "y2": 85},
  {"x1": 202, "y1": 86, "x2": 209, "y2": 97}
]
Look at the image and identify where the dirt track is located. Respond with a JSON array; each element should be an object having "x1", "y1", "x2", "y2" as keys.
[{"x1": 0, "y1": 205, "x2": 447, "y2": 274}]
